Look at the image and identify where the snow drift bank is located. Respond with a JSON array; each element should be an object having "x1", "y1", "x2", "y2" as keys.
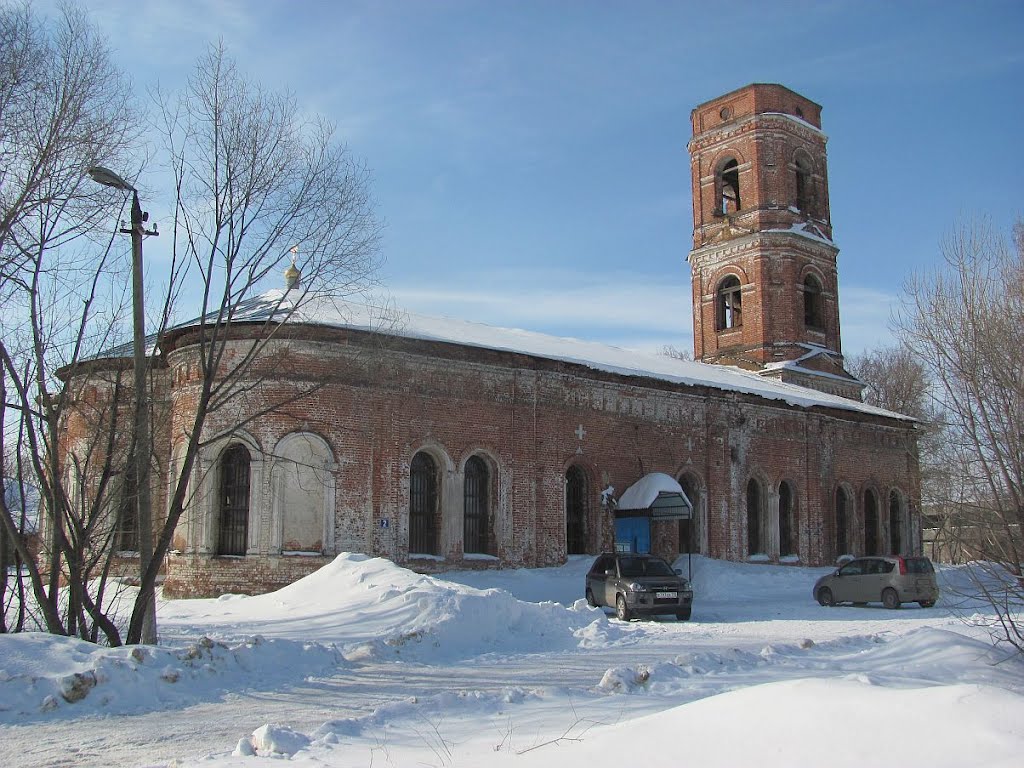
[
  {"x1": 160, "y1": 552, "x2": 627, "y2": 662},
  {"x1": 0, "y1": 632, "x2": 342, "y2": 722}
]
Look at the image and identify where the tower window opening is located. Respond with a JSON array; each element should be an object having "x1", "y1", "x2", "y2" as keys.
[
  {"x1": 716, "y1": 275, "x2": 743, "y2": 330},
  {"x1": 717, "y1": 159, "x2": 741, "y2": 215},
  {"x1": 794, "y1": 154, "x2": 813, "y2": 214},
  {"x1": 803, "y1": 275, "x2": 823, "y2": 329}
]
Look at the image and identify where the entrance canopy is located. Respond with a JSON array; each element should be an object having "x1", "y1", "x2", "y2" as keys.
[{"x1": 616, "y1": 472, "x2": 692, "y2": 521}]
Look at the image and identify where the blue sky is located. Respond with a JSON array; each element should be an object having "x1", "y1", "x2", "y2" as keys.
[{"x1": 73, "y1": 0, "x2": 1023, "y2": 356}]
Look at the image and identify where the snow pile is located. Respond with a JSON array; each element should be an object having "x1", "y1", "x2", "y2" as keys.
[
  {"x1": 235, "y1": 724, "x2": 311, "y2": 758},
  {"x1": 507, "y1": 679, "x2": 1024, "y2": 768},
  {"x1": 0, "y1": 632, "x2": 342, "y2": 722},
  {"x1": 5, "y1": 553, "x2": 1024, "y2": 767},
  {"x1": 161, "y1": 552, "x2": 626, "y2": 662},
  {"x1": 596, "y1": 627, "x2": 1024, "y2": 698}
]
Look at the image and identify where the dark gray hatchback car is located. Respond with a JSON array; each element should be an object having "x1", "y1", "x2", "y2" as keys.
[{"x1": 586, "y1": 552, "x2": 694, "y2": 621}]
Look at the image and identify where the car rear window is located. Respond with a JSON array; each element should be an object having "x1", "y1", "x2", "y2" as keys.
[{"x1": 904, "y1": 557, "x2": 934, "y2": 574}]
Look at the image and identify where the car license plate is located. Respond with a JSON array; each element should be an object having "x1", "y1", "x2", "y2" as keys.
[{"x1": 656, "y1": 591, "x2": 677, "y2": 599}]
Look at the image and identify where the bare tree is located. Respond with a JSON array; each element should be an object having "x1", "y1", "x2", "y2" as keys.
[
  {"x1": 660, "y1": 344, "x2": 692, "y2": 362},
  {"x1": 847, "y1": 346, "x2": 933, "y2": 420},
  {"x1": 894, "y1": 216, "x2": 1024, "y2": 652},
  {"x1": 110, "y1": 42, "x2": 382, "y2": 644},
  {"x1": 0, "y1": 1, "x2": 140, "y2": 643},
  {"x1": 2, "y1": 15, "x2": 380, "y2": 646}
]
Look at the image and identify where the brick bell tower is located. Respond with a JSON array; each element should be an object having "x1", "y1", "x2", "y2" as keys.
[{"x1": 687, "y1": 83, "x2": 863, "y2": 400}]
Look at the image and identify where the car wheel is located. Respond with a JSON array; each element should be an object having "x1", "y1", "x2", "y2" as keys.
[
  {"x1": 882, "y1": 588, "x2": 901, "y2": 610},
  {"x1": 615, "y1": 594, "x2": 632, "y2": 622},
  {"x1": 817, "y1": 587, "x2": 835, "y2": 607},
  {"x1": 585, "y1": 588, "x2": 597, "y2": 607},
  {"x1": 918, "y1": 600, "x2": 935, "y2": 608},
  {"x1": 676, "y1": 606, "x2": 692, "y2": 621}
]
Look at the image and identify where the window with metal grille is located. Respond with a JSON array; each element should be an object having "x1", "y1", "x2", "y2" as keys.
[
  {"x1": 115, "y1": 463, "x2": 139, "y2": 553},
  {"x1": 835, "y1": 487, "x2": 850, "y2": 556},
  {"x1": 864, "y1": 488, "x2": 879, "y2": 556},
  {"x1": 565, "y1": 466, "x2": 587, "y2": 555},
  {"x1": 410, "y1": 452, "x2": 438, "y2": 555},
  {"x1": 678, "y1": 474, "x2": 701, "y2": 555},
  {"x1": 114, "y1": 475, "x2": 140, "y2": 552},
  {"x1": 463, "y1": 455, "x2": 490, "y2": 554},
  {"x1": 716, "y1": 275, "x2": 743, "y2": 330},
  {"x1": 746, "y1": 479, "x2": 764, "y2": 555},
  {"x1": 779, "y1": 481, "x2": 795, "y2": 557},
  {"x1": 217, "y1": 444, "x2": 250, "y2": 556},
  {"x1": 889, "y1": 490, "x2": 903, "y2": 555}
]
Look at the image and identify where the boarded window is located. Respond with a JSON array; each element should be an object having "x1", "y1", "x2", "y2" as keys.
[
  {"x1": 410, "y1": 452, "x2": 439, "y2": 555},
  {"x1": 217, "y1": 445, "x2": 250, "y2": 556},
  {"x1": 463, "y1": 456, "x2": 490, "y2": 554},
  {"x1": 276, "y1": 434, "x2": 332, "y2": 553}
]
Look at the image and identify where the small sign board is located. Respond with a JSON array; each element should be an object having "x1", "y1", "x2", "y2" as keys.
[{"x1": 380, "y1": 518, "x2": 390, "y2": 529}]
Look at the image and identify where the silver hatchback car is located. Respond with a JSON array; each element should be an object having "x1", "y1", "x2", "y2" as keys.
[{"x1": 814, "y1": 555, "x2": 939, "y2": 609}]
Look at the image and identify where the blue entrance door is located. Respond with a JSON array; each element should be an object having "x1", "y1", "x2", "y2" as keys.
[{"x1": 615, "y1": 517, "x2": 651, "y2": 554}]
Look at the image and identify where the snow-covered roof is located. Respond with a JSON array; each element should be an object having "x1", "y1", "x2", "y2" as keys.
[
  {"x1": 617, "y1": 473, "x2": 688, "y2": 511},
  {"x1": 173, "y1": 289, "x2": 913, "y2": 423}
]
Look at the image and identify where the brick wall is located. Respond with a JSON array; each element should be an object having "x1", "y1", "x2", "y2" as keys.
[{"x1": 137, "y1": 327, "x2": 921, "y2": 597}]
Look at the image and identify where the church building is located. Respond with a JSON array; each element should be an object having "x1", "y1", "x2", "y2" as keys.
[{"x1": 64, "y1": 84, "x2": 922, "y2": 598}]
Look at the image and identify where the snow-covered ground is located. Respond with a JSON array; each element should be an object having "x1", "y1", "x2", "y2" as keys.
[{"x1": 1, "y1": 554, "x2": 1022, "y2": 767}]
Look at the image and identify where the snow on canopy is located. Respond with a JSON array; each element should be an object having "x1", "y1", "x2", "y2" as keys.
[
  {"x1": 167, "y1": 288, "x2": 911, "y2": 422},
  {"x1": 616, "y1": 472, "x2": 688, "y2": 511}
]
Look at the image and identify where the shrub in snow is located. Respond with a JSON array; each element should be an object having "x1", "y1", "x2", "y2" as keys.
[
  {"x1": 597, "y1": 666, "x2": 650, "y2": 693},
  {"x1": 59, "y1": 672, "x2": 96, "y2": 703}
]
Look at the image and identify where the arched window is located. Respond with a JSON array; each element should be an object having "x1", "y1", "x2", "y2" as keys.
[
  {"x1": 463, "y1": 456, "x2": 490, "y2": 554},
  {"x1": 566, "y1": 466, "x2": 588, "y2": 555},
  {"x1": 794, "y1": 153, "x2": 813, "y2": 213},
  {"x1": 678, "y1": 474, "x2": 701, "y2": 555},
  {"x1": 217, "y1": 444, "x2": 251, "y2": 556},
  {"x1": 835, "y1": 486, "x2": 850, "y2": 557},
  {"x1": 864, "y1": 488, "x2": 879, "y2": 556},
  {"x1": 803, "y1": 275, "x2": 823, "y2": 329},
  {"x1": 717, "y1": 158, "x2": 741, "y2": 214},
  {"x1": 779, "y1": 481, "x2": 795, "y2": 557},
  {"x1": 115, "y1": 464, "x2": 139, "y2": 553},
  {"x1": 410, "y1": 452, "x2": 439, "y2": 555},
  {"x1": 747, "y1": 478, "x2": 765, "y2": 556},
  {"x1": 716, "y1": 275, "x2": 743, "y2": 331},
  {"x1": 889, "y1": 490, "x2": 903, "y2": 555}
]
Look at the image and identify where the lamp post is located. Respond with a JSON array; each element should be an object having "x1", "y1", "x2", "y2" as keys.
[{"x1": 88, "y1": 166, "x2": 159, "y2": 644}]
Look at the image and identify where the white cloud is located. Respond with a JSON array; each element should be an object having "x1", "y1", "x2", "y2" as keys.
[
  {"x1": 387, "y1": 268, "x2": 691, "y2": 338},
  {"x1": 837, "y1": 285, "x2": 899, "y2": 355}
]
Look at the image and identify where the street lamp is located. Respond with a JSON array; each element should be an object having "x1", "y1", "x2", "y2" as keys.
[{"x1": 88, "y1": 166, "x2": 159, "y2": 644}]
